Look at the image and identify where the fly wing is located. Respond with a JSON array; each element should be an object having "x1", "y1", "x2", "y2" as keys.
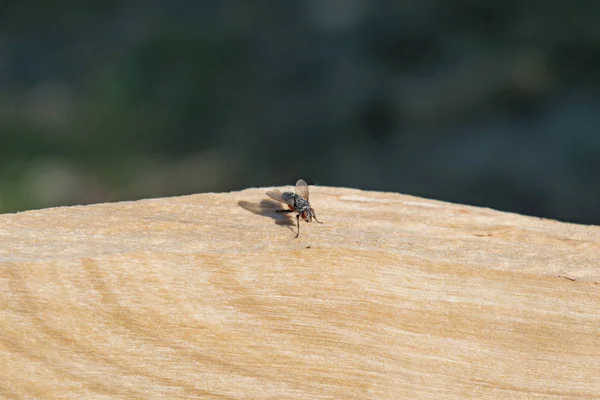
[
  {"x1": 266, "y1": 189, "x2": 290, "y2": 205},
  {"x1": 295, "y1": 179, "x2": 309, "y2": 201}
]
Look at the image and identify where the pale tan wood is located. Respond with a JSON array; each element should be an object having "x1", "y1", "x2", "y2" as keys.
[{"x1": 1, "y1": 185, "x2": 599, "y2": 399}]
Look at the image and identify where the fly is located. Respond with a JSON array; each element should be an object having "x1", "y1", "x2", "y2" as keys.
[{"x1": 266, "y1": 179, "x2": 322, "y2": 238}]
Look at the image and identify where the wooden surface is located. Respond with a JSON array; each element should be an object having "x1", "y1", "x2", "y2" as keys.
[{"x1": 1, "y1": 184, "x2": 599, "y2": 399}]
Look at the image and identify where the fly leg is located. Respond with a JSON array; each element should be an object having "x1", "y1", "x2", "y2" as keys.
[{"x1": 275, "y1": 209, "x2": 298, "y2": 237}]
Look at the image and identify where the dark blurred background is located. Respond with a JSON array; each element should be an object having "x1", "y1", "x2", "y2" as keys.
[{"x1": 1, "y1": 1, "x2": 599, "y2": 225}]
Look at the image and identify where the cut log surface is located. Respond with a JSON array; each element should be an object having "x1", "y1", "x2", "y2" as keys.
[{"x1": 1, "y1": 184, "x2": 599, "y2": 399}]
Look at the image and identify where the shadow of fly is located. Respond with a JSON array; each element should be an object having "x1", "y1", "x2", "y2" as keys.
[{"x1": 266, "y1": 179, "x2": 322, "y2": 238}]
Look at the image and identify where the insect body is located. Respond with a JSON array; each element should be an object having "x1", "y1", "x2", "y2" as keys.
[{"x1": 266, "y1": 179, "x2": 322, "y2": 238}]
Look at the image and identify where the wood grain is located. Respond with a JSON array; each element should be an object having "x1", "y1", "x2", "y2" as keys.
[{"x1": 1, "y1": 185, "x2": 599, "y2": 399}]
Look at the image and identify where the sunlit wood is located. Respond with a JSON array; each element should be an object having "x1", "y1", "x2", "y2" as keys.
[{"x1": 2, "y1": 186, "x2": 599, "y2": 399}]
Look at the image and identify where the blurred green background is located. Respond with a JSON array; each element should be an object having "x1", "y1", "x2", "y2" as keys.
[{"x1": 1, "y1": 1, "x2": 599, "y2": 225}]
